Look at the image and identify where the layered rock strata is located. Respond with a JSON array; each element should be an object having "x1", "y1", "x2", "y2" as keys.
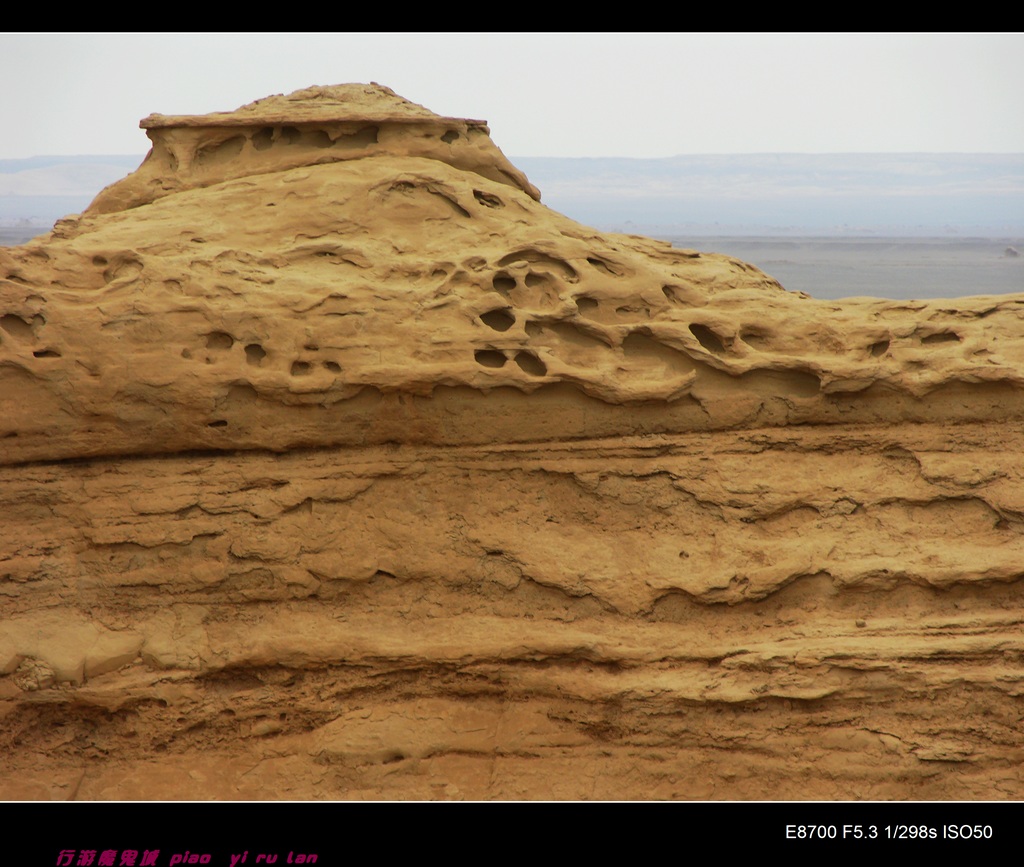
[{"x1": 1, "y1": 85, "x2": 1022, "y2": 800}]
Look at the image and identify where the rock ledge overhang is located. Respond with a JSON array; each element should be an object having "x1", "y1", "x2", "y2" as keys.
[{"x1": 88, "y1": 83, "x2": 540, "y2": 214}]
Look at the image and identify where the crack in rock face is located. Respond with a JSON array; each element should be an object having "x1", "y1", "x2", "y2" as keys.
[{"x1": 2, "y1": 83, "x2": 1023, "y2": 802}]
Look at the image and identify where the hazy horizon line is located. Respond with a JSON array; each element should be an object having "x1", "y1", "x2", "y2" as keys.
[{"x1": 4, "y1": 150, "x2": 1024, "y2": 162}]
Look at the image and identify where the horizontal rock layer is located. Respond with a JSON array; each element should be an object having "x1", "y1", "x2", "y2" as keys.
[
  {"x1": 3, "y1": 424, "x2": 1023, "y2": 799},
  {"x1": 3, "y1": 153, "x2": 1023, "y2": 465}
]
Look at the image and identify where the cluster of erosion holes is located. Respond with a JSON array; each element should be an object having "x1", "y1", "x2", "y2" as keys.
[
  {"x1": 190, "y1": 331, "x2": 343, "y2": 376},
  {"x1": 687, "y1": 313, "x2": 963, "y2": 363},
  {"x1": 470, "y1": 250, "x2": 758, "y2": 379},
  {"x1": 470, "y1": 250, "x2": 968, "y2": 378},
  {"x1": 0, "y1": 312, "x2": 60, "y2": 358},
  {"x1": 472, "y1": 251, "x2": 638, "y2": 378},
  {"x1": 180, "y1": 331, "x2": 345, "y2": 427},
  {"x1": 4, "y1": 250, "x2": 143, "y2": 294},
  {"x1": 192, "y1": 123, "x2": 468, "y2": 169}
]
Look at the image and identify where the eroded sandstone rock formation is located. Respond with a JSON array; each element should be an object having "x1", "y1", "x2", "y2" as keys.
[{"x1": 2, "y1": 84, "x2": 1022, "y2": 800}]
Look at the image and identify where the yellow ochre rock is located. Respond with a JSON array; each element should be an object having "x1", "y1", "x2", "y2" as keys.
[{"x1": 2, "y1": 85, "x2": 1023, "y2": 801}]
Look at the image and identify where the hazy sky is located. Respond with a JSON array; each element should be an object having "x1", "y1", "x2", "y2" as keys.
[{"x1": 2, "y1": 33, "x2": 1023, "y2": 160}]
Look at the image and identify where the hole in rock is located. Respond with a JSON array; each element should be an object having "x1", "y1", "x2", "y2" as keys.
[
  {"x1": 741, "y1": 330, "x2": 771, "y2": 350},
  {"x1": 181, "y1": 349, "x2": 192, "y2": 359},
  {"x1": 575, "y1": 297, "x2": 599, "y2": 314},
  {"x1": 514, "y1": 351, "x2": 546, "y2": 376},
  {"x1": 304, "y1": 344, "x2": 320, "y2": 352},
  {"x1": 441, "y1": 130, "x2": 460, "y2": 144},
  {"x1": 92, "y1": 256, "x2": 108, "y2": 267},
  {"x1": 622, "y1": 331, "x2": 696, "y2": 375},
  {"x1": 206, "y1": 332, "x2": 234, "y2": 350},
  {"x1": 228, "y1": 383, "x2": 259, "y2": 405},
  {"x1": 616, "y1": 305, "x2": 649, "y2": 318},
  {"x1": 473, "y1": 190, "x2": 502, "y2": 208},
  {"x1": 102, "y1": 255, "x2": 143, "y2": 284},
  {"x1": 335, "y1": 126, "x2": 379, "y2": 149},
  {"x1": 497, "y1": 271, "x2": 561, "y2": 310},
  {"x1": 245, "y1": 344, "x2": 267, "y2": 366},
  {"x1": 531, "y1": 322, "x2": 614, "y2": 370},
  {"x1": 587, "y1": 256, "x2": 624, "y2": 276},
  {"x1": 304, "y1": 129, "x2": 333, "y2": 149},
  {"x1": 32, "y1": 349, "x2": 61, "y2": 358},
  {"x1": 0, "y1": 315, "x2": 33, "y2": 338},
  {"x1": 324, "y1": 361, "x2": 341, "y2": 373},
  {"x1": 524, "y1": 272, "x2": 547, "y2": 288},
  {"x1": 252, "y1": 127, "x2": 274, "y2": 151},
  {"x1": 689, "y1": 323, "x2": 726, "y2": 355},
  {"x1": 870, "y1": 340, "x2": 890, "y2": 357},
  {"x1": 195, "y1": 135, "x2": 245, "y2": 167},
  {"x1": 208, "y1": 420, "x2": 228, "y2": 428},
  {"x1": 281, "y1": 126, "x2": 301, "y2": 145},
  {"x1": 480, "y1": 309, "x2": 515, "y2": 331},
  {"x1": 291, "y1": 361, "x2": 312, "y2": 376},
  {"x1": 492, "y1": 274, "x2": 516, "y2": 293},
  {"x1": 922, "y1": 331, "x2": 961, "y2": 345},
  {"x1": 662, "y1": 285, "x2": 695, "y2": 305},
  {"x1": 474, "y1": 349, "x2": 507, "y2": 368},
  {"x1": 498, "y1": 250, "x2": 578, "y2": 282}
]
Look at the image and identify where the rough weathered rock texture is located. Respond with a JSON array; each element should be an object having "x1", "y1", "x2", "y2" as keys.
[{"x1": 2, "y1": 85, "x2": 1023, "y2": 800}]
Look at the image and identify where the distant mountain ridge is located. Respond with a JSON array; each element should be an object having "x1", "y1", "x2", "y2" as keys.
[
  {"x1": 2, "y1": 152, "x2": 1022, "y2": 236},
  {"x1": 0, "y1": 154, "x2": 142, "y2": 223},
  {"x1": 516, "y1": 153, "x2": 1024, "y2": 236}
]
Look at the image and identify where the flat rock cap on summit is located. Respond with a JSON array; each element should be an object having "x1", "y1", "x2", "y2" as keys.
[
  {"x1": 83, "y1": 81, "x2": 538, "y2": 214},
  {"x1": 141, "y1": 83, "x2": 484, "y2": 129}
]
